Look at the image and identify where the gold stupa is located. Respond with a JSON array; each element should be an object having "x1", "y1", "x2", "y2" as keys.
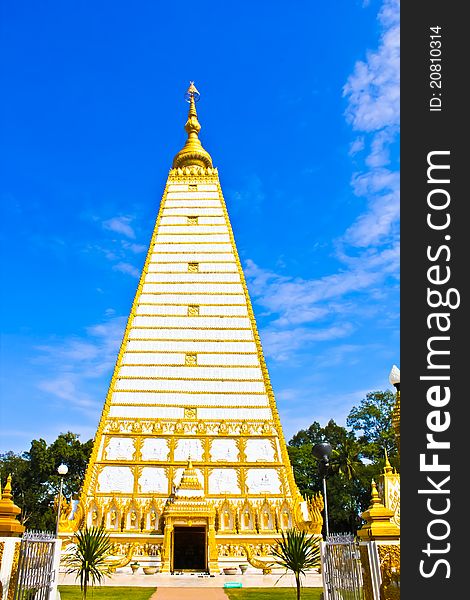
[{"x1": 61, "y1": 84, "x2": 323, "y2": 573}]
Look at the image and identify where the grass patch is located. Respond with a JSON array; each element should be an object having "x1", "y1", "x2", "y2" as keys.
[
  {"x1": 225, "y1": 589, "x2": 323, "y2": 600},
  {"x1": 58, "y1": 586, "x2": 156, "y2": 600}
]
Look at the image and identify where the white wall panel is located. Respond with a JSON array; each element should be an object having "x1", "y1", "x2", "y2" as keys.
[
  {"x1": 104, "y1": 438, "x2": 135, "y2": 460},
  {"x1": 156, "y1": 234, "x2": 230, "y2": 244},
  {"x1": 142, "y1": 283, "x2": 244, "y2": 294},
  {"x1": 109, "y1": 405, "x2": 184, "y2": 419},
  {"x1": 174, "y1": 439, "x2": 204, "y2": 461},
  {"x1": 141, "y1": 439, "x2": 169, "y2": 461},
  {"x1": 138, "y1": 294, "x2": 246, "y2": 305},
  {"x1": 167, "y1": 184, "x2": 188, "y2": 192},
  {"x1": 161, "y1": 208, "x2": 223, "y2": 216},
  {"x1": 110, "y1": 391, "x2": 270, "y2": 406},
  {"x1": 199, "y1": 263, "x2": 238, "y2": 272},
  {"x1": 245, "y1": 469, "x2": 281, "y2": 494},
  {"x1": 125, "y1": 340, "x2": 257, "y2": 352},
  {"x1": 198, "y1": 217, "x2": 226, "y2": 225},
  {"x1": 245, "y1": 439, "x2": 276, "y2": 462},
  {"x1": 128, "y1": 328, "x2": 253, "y2": 341},
  {"x1": 138, "y1": 467, "x2": 168, "y2": 493},
  {"x1": 135, "y1": 306, "x2": 247, "y2": 317},
  {"x1": 121, "y1": 352, "x2": 186, "y2": 365},
  {"x1": 164, "y1": 200, "x2": 220, "y2": 208},
  {"x1": 131, "y1": 316, "x2": 250, "y2": 328},
  {"x1": 150, "y1": 253, "x2": 234, "y2": 262},
  {"x1": 98, "y1": 467, "x2": 134, "y2": 493},
  {"x1": 197, "y1": 408, "x2": 272, "y2": 420},
  {"x1": 118, "y1": 365, "x2": 263, "y2": 380},
  {"x1": 151, "y1": 243, "x2": 233, "y2": 253},
  {"x1": 158, "y1": 225, "x2": 228, "y2": 234},
  {"x1": 114, "y1": 379, "x2": 266, "y2": 393},
  {"x1": 198, "y1": 306, "x2": 248, "y2": 316},
  {"x1": 143, "y1": 273, "x2": 240, "y2": 283},
  {"x1": 196, "y1": 353, "x2": 259, "y2": 366},
  {"x1": 166, "y1": 191, "x2": 219, "y2": 199},
  {"x1": 146, "y1": 263, "x2": 238, "y2": 273},
  {"x1": 135, "y1": 305, "x2": 190, "y2": 315},
  {"x1": 208, "y1": 469, "x2": 240, "y2": 494},
  {"x1": 194, "y1": 184, "x2": 218, "y2": 191},
  {"x1": 210, "y1": 439, "x2": 239, "y2": 462}
]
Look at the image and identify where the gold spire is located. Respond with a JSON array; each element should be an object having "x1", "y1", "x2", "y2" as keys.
[
  {"x1": 357, "y1": 480, "x2": 400, "y2": 541},
  {"x1": 172, "y1": 82, "x2": 213, "y2": 169},
  {"x1": 383, "y1": 448, "x2": 393, "y2": 473},
  {"x1": 0, "y1": 474, "x2": 25, "y2": 536},
  {"x1": 177, "y1": 459, "x2": 203, "y2": 492}
]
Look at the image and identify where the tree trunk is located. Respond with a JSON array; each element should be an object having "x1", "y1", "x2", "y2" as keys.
[{"x1": 296, "y1": 572, "x2": 301, "y2": 600}]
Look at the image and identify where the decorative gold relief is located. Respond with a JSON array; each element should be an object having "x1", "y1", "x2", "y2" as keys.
[
  {"x1": 187, "y1": 304, "x2": 200, "y2": 316},
  {"x1": 184, "y1": 407, "x2": 197, "y2": 419},
  {"x1": 188, "y1": 262, "x2": 199, "y2": 272},
  {"x1": 378, "y1": 544, "x2": 400, "y2": 600},
  {"x1": 185, "y1": 353, "x2": 197, "y2": 366},
  {"x1": 187, "y1": 216, "x2": 198, "y2": 225},
  {"x1": 7, "y1": 542, "x2": 21, "y2": 600}
]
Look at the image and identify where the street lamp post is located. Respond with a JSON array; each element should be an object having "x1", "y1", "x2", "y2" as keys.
[
  {"x1": 55, "y1": 464, "x2": 68, "y2": 537},
  {"x1": 312, "y1": 442, "x2": 332, "y2": 537}
]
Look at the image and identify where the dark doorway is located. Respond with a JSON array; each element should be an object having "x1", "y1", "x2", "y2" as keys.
[{"x1": 173, "y1": 526, "x2": 207, "y2": 571}]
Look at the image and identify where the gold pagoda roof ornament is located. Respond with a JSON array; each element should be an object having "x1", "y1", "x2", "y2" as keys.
[
  {"x1": 172, "y1": 82, "x2": 213, "y2": 169},
  {"x1": 0, "y1": 474, "x2": 25, "y2": 536},
  {"x1": 176, "y1": 459, "x2": 204, "y2": 494}
]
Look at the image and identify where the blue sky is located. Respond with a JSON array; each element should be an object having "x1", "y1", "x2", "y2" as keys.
[{"x1": 0, "y1": 0, "x2": 399, "y2": 453}]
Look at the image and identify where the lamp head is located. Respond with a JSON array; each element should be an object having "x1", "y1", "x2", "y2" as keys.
[
  {"x1": 57, "y1": 464, "x2": 68, "y2": 476},
  {"x1": 312, "y1": 442, "x2": 332, "y2": 462},
  {"x1": 389, "y1": 364, "x2": 400, "y2": 390}
]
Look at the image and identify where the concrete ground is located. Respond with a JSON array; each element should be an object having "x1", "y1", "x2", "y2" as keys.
[
  {"x1": 58, "y1": 569, "x2": 323, "y2": 589},
  {"x1": 150, "y1": 589, "x2": 229, "y2": 599}
]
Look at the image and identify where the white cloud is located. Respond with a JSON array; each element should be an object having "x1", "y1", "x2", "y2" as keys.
[
  {"x1": 35, "y1": 316, "x2": 127, "y2": 412},
  {"x1": 102, "y1": 216, "x2": 136, "y2": 238},
  {"x1": 342, "y1": 0, "x2": 400, "y2": 249},
  {"x1": 113, "y1": 261, "x2": 140, "y2": 278},
  {"x1": 343, "y1": 0, "x2": 399, "y2": 133}
]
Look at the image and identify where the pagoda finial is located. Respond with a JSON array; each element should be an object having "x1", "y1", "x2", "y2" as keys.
[
  {"x1": 0, "y1": 473, "x2": 26, "y2": 536},
  {"x1": 3, "y1": 474, "x2": 13, "y2": 501},
  {"x1": 383, "y1": 448, "x2": 393, "y2": 473},
  {"x1": 172, "y1": 81, "x2": 213, "y2": 169},
  {"x1": 369, "y1": 480, "x2": 382, "y2": 506}
]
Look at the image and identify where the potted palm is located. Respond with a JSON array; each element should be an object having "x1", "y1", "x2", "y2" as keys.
[
  {"x1": 63, "y1": 525, "x2": 113, "y2": 599},
  {"x1": 271, "y1": 529, "x2": 321, "y2": 600}
]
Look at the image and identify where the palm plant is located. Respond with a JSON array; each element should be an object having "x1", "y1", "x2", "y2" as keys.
[
  {"x1": 271, "y1": 529, "x2": 321, "y2": 600},
  {"x1": 63, "y1": 525, "x2": 113, "y2": 599}
]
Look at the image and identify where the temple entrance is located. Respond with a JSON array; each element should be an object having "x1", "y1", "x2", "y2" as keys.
[{"x1": 173, "y1": 526, "x2": 207, "y2": 572}]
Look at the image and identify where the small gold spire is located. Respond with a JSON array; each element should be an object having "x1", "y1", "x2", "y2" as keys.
[
  {"x1": 369, "y1": 480, "x2": 381, "y2": 506},
  {"x1": 0, "y1": 474, "x2": 25, "y2": 536},
  {"x1": 383, "y1": 448, "x2": 393, "y2": 473},
  {"x1": 357, "y1": 479, "x2": 400, "y2": 541},
  {"x1": 172, "y1": 82, "x2": 213, "y2": 169},
  {"x1": 177, "y1": 458, "x2": 203, "y2": 491}
]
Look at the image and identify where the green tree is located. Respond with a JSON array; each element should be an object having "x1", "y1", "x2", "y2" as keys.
[
  {"x1": 271, "y1": 529, "x2": 321, "y2": 600},
  {"x1": 63, "y1": 525, "x2": 113, "y2": 599},
  {"x1": 0, "y1": 432, "x2": 93, "y2": 530},
  {"x1": 346, "y1": 390, "x2": 398, "y2": 466},
  {"x1": 287, "y1": 413, "x2": 394, "y2": 534}
]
